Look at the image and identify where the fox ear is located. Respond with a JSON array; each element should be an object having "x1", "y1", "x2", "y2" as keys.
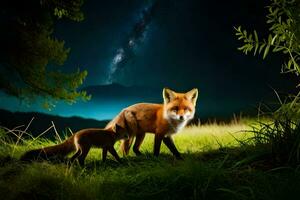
[
  {"x1": 163, "y1": 88, "x2": 176, "y2": 104},
  {"x1": 185, "y1": 88, "x2": 198, "y2": 106}
]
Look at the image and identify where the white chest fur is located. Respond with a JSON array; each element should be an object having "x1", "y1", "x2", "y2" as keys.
[{"x1": 166, "y1": 120, "x2": 188, "y2": 136}]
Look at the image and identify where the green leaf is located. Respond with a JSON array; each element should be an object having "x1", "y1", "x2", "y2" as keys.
[
  {"x1": 263, "y1": 44, "x2": 270, "y2": 59},
  {"x1": 287, "y1": 59, "x2": 293, "y2": 69},
  {"x1": 254, "y1": 30, "x2": 259, "y2": 43},
  {"x1": 273, "y1": 46, "x2": 285, "y2": 52},
  {"x1": 259, "y1": 43, "x2": 266, "y2": 54},
  {"x1": 271, "y1": 35, "x2": 278, "y2": 45},
  {"x1": 254, "y1": 31, "x2": 259, "y2": 55},
  {"x1": 238, "y1": 46, "x2": 246, "y2": 51},
  {"x1": 268, "y1": 34, "x2": 273, "y2": 44}
]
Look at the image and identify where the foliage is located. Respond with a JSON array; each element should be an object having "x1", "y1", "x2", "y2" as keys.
[
  {"x1": 0, "y1": 0, "x2": 90, "y2": 108},
  {"x1": 235, "y1": 0, "x2": 300, "y2": 166},
  {"x1": 234, "y1": 0, "x2": 300, "y2": 77},
  {"x1": 251, "y1": 108, "x2": 300, "y2": 166}
]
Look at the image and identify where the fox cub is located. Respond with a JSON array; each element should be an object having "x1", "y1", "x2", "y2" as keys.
[{"x1": 20, "y1": 124, "x2": 129, "y2": 166}]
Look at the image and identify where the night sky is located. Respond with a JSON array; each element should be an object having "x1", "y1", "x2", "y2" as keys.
[
  {"x1": 0, "y1": 0, "x2": 297, "y2": 120},
  {"x1": 54, "y1": 0, "x2": 294, "y2": 89},
  {"x1": 56, "y1": 0, "x2": 276, "y2": 86}
]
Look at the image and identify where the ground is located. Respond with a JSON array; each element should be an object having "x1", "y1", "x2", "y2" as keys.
[{"x1": 0, "y1": 119, "x2": 300, "y2": 200}]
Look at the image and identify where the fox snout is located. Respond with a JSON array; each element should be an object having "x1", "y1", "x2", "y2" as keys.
[
  {"x1": 168, "y1": 109, "x2": 192, "y2": 121},
  {"x1": 163, "y1": 88, "x2": 198, "y2": 123},
  {"x1": 176, "y1": 113, "x2": 189, "y2": 121},
  {"x1": 177, "y1": 109, "x2": 187, "y2": 121}
]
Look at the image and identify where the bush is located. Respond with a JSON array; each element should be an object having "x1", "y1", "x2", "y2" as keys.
[{"x1": 250, "y1": 102, "x2": 300, "y2": 166}]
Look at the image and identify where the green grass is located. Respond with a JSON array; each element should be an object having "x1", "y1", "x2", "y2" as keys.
[{"x1": 1, "y1": 120, "x2": 300, "y2": 200}]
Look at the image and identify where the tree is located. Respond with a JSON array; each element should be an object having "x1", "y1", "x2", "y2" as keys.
[
  {"x1": 0, "y1": 0, "x2": 90, "y2": 109},
  {"x1": 235, "y1": 0, "x2": 300, "y2": 87}
]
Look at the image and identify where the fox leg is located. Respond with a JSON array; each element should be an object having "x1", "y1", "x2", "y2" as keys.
[
  {"x1": 122, "y1": 110, "x2": 138, "y2": 155},
  {"x1": 108, "y1": 146, "x2": 121, "y2": 163},
  {"x1": 102, "y1": 147, "x2": 107, "y2": 162},
  {"x1": 120, "y1": 137, "x2": 134, "y2": 155},
  {"x1": 163, "y1": 136, "x2": 182, "y2": 159},
  {"x1": 133, "y1": 132, "x2": 145, "y2": 156},
  {"x1": 70, "y1": 148, "x2": 82, "y2": 163},
  {"x1": 77, "y1": 147, "x2": 90, "y2": 167},
  {"x1": 154, "y1": 134, "x2": 164, "y2": 157}
]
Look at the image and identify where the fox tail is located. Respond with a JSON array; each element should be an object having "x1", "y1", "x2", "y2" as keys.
[{"x1": 20, "y1": 135, "x2": 75, "y2": 161}]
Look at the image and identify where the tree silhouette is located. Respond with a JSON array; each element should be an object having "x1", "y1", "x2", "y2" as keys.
[{"x1": 0, "y1": 0, "x2": 90, "y2": 109}]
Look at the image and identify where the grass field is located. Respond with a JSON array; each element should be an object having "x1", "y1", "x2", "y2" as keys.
[{"x1": 1, "y1": 120, "x2": 300, "y2": 200}]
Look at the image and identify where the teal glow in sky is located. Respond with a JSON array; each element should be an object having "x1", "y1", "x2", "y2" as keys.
[{"x1": 0, "y1": 0, "x2": 298, "y2": 120}]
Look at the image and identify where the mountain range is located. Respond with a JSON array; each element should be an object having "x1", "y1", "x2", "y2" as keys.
[
  {"x1": 0, "y1": 109, "x2": 109, "y2": 139},
  {"x1": 0, "y1": 83, "x2": 278, "y2": 126}
]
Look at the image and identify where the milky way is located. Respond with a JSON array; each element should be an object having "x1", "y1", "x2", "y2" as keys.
[{"x1": 106, "y1": 0, "x2": 159, "y2": 84}]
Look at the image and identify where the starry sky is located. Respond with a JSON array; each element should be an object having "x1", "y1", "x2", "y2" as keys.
[
  {"x1": 55, "y1": 0, "x2": 292, "y2": 88},
  {"x1": 0, "y1": 0, "x2": 297, "y2": 120}
]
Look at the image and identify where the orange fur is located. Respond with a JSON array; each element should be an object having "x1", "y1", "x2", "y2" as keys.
[
  {"x1": 20, "y1": 125, "x2": 128, "y2": 166},
  {"x1": 106, "y1": 88, "x2": 198, "y2": 158}
]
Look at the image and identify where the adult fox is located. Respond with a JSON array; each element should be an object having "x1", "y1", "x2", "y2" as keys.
[
  {"x1": 20, "y1": 124, "x2": 129, "y2": 166},
  {"x1": 106, "y1": 88, "x2": 198, "y2": 159}
]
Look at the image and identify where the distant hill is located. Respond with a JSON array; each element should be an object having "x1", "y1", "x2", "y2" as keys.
[
  {"x1": 0, "y1": 109, "x2": 109, "y2": 139},
  {"x1": 81, "y1": 83, "x2": 260, "y2": 118},
  {"x1": 0, "y1": 84, "x2": 165, "y2": 122},
  {"x1": 0, "y1": 83, "x2": 265, "y2": 124}
]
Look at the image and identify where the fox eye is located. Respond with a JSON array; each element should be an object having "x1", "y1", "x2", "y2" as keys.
[
  {"x1": 184, "y1": 107, "x2": 191, "y2": 112},
  {"x1": 172, "y1": 106, "x2": 179, "y2": 112}
]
